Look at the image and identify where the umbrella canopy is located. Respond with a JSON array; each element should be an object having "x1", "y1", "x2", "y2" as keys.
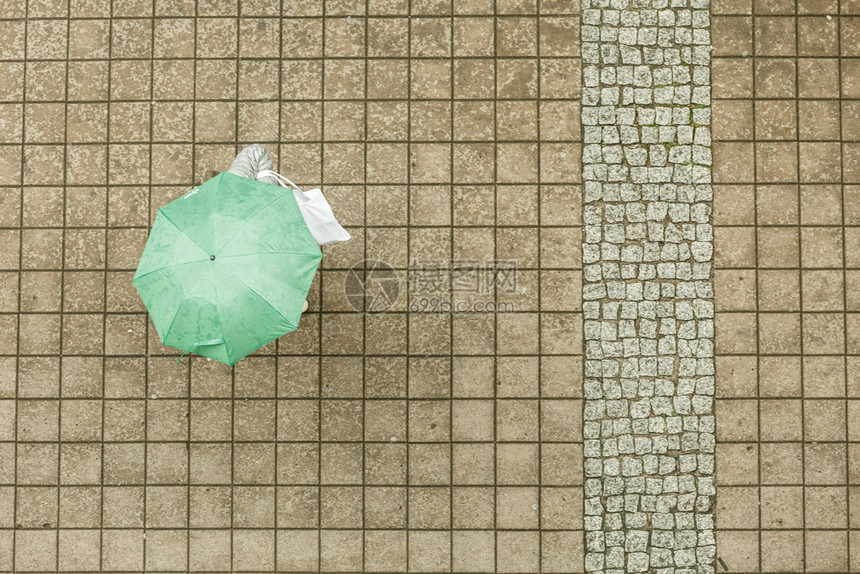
[{"x1": 133, "y1": 171, "x2": 322, "y2": 365}]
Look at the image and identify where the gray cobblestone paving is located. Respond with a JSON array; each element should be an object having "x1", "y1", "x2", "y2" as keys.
[{"x1": 580, "y1": 0, "x2": 716, "y2": 571}]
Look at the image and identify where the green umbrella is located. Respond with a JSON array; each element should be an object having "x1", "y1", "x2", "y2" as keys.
[{"x1": 133, "y1": 171, "x2": 322, "y2": 365}]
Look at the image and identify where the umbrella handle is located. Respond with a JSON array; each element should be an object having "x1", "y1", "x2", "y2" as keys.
[
  {"x1": 256, "y1": 169, "x2": 304, "y2": 193},
  {"x1": 177, "y1": 338, "x2": 225, "y2": 365}
]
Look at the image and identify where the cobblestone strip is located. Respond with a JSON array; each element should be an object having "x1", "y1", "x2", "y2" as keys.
[{"x1": 580, "y1": 0, "x2": 716, "y2": 572}]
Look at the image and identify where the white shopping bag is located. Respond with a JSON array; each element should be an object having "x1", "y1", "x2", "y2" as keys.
[{"x1": 256, "y1": 170, "x2": 352, "y2": 246}]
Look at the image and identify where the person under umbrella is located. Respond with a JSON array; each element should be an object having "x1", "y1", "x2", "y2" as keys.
[{"x1": 132, "y1": 144, "x2": 350, "y2": 365}]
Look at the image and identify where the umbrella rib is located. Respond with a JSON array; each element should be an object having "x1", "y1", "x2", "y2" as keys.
[
  {"x1": 161, "y1": 300, "x2": 185, "y2": 344},
  {"x1": 218, "y1": 262, "x2": 298, "y2": 331},
  {"x1": 212, "y1": 264, "x2": 230, "y2": 365},
  {"x1": 211, "y1": 173, "x2": 220, "y2": 257},
  {"x1": 213, "y1": 189, "x2": 293, "y2": 256},
  {"x1": 217, "y1": 250, "x2": 322, "y2": 259},
  {"x1": 157, "y1": 209, "x2": 212, "y2": 257},
  {"x1": 132, "y1": 259, "x2": 208, "y2": 282}
]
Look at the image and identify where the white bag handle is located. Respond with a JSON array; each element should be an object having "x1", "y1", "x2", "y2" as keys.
[{"x1": 256, "y1": 169, "x2": 302, "y2": 192}]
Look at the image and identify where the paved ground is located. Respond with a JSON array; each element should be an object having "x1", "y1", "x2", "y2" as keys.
[
  {"x1": 0, "y1": 0, "x2": 583, "y2": 572},
  {"x1": 712, "y1": 0, "x2": 860, "y2": 571},
  {"x1": 2, "y1": 0, "x2": 860, "y2": 572}
]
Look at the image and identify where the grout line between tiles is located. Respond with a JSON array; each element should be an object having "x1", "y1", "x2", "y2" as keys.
[
  {"x1": 318, "y1": 1, "x2": 326, "y2": 569},
  {"x1": 10, "y1": 0, "x2": 28, "y2": 569},
  {"x1": 231, "y1": 1, "x2": 241, "y2": 566},
  {"x1": 536, "y1": 1, "x2": 545, "y2": 570},
  {"x1": 748, "y1": 3, "x2": 763, "y2": 571},
  {"x1": 54, "y1": 0, "x2": 71, "y2": 570},
  {"x1": 790, "y1": 0, "x2": 810, "y2": 567},
  {"x1": 838, "y1": 0, "x2": 853, "y2": 568},
  {"x1": 404, "y1": 0, "x2": 412, "y2": 569},
  {"x1": 105, "y1": 0, "x2": 117, "y2": 571},
  {"x1": 448, "y1": 0, "x2": 455, "y2": 570},
  {"x1": 274, "y1": 0, "x2": 285, "y2": 568},
  {"x1": 492, "y1": 1, "x2": 499, "y2": 570},
  {"x1": 362, "y1": 0, "x2": 370, "y2": 569}
]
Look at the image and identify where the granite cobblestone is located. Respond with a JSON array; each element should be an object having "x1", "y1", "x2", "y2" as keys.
[{"x1": 581, "y1": 0, "x2": 715, "y2": 570}]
